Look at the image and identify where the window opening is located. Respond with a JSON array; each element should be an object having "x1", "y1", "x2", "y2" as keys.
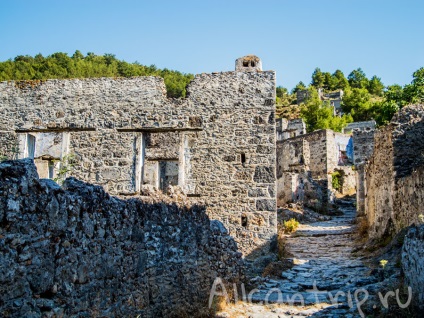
[
  {"x1": 241, "y1": 214, "x2": 248, "y2": 227},
  {"x1": 241, "y1": 153, "x2": 246, "y2": 164}
]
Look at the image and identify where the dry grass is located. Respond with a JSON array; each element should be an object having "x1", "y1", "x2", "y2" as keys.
[
  {"x1": 357, "y1": 217, "x2": 369, "y2": 242},
  {"x1": 209, "y1": 282, "x2": 238, "y2": 317},
  {"x1": 211, "y1": 295, "x2": 229, "y2": 312},
  {"x1": 277, "y1": 230, "x2": 293, "y2": 260},
  {"x1": 242, "y1": 55, "x2": 260, "y2": 62},
  {"x1": 276, "y1": 105, "x2": 300, "y2": 119}
]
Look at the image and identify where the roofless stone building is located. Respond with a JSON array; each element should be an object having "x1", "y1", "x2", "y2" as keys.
[{"x1": 0, "y1": 55, "x2": 277, "y2": 255}]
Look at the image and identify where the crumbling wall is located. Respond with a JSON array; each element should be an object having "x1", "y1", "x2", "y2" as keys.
[
  {"x1": 0, "y1": 132, "x2": 19, "y2": 160},
  {"x1": 402, "y1": 224, "x2": 424, "y2": 311},
  {"x1": 352, "y1": 128, "x2": 376, "y2": 166},
  {"x1": 275, "y1": 118, "x2": 306, "y2": 141},
  {"x1": 352, "y1": 127, "x2": 376, "y2": 216},
  {"x1": 276, "y1": 130, "x2": 331, "y2": 211},
  {"x1": 330, "y1": 166, "x2": 356, "y2": 195},
  {"x1": 0, "y1": 70, "x2": 277, "y2": 256},
  {"x1": 276, "y1": 128, "x2": 355, "y2": 211},
  {"x1": 0, "y1": 159, "x2": 243, "y2": 318},
  {"x1": 364, "y1": 104, "x2": 424, "y2": 240},
  {"x1": 276, "y1": 171, "x2": 328, "y2": 212},
  {"x1": 326, "y1": 131, "x2": 356, "y2": 195},
  {"x1": 305, "y1": 130, "x2": 328, "y2": 178}
]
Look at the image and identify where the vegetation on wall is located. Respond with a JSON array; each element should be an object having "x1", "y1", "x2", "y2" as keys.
[
  {"x1": 331, "y1": 171, "x2": 343, "y2": 192},
  {"x1": 277, "y1": 66, "x2": 424, "y2": 132},
  {"x1": 0, "y1": 51, "x2": 194, "y2": 98}
]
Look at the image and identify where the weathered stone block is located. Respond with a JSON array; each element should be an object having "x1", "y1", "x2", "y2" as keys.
[
  {"x1": 188, "y1": 116, "x2": 202, "y2": 128},
  {"x1": 256, "y1": 199, "x2": 276, "y2": 211},
  {"x1": 248, "y1": 188, "x2": 268, "y2": 197},
  {"x1": 256, "y1": 145, "x2": 273, "y2": 154},
  {"x1": 254, "y1": 166, "x2": 275, "y2": 183},
  {"x1": 402, "y1": 224, "x2": 424, "y2": 310}
]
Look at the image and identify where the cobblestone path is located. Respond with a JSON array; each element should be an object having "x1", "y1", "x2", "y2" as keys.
[{"x1": 217, "y1": 200, "x2": 398, "y2": 317}]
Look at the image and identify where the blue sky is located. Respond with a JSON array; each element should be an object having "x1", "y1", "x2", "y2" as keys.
[{"x1": 1, "y1": 0, "x2": 423, "y2": 90}]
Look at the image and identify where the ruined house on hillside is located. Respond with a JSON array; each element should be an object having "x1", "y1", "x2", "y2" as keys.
[
  {"x1": 0, "y1": 55, "x2": 277, "y2": 256},
  {"x1": 297, "y1": 89, "x2": 344, "y2": 114}
]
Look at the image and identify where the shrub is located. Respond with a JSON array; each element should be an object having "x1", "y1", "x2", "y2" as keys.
[
  {"x1": 283, "y1": 218, "x2": 300, "y2": 233},
  {"x1": 331, "y1": 171, "x2": 343, "y2": 192},
  {"x1": 53, "y1": 153, "x2": 75, "y2": 184}
]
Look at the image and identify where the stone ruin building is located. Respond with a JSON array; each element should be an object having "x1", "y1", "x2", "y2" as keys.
[
  {"x1": 297, "y1": 88, "x2": 344, "y2": 114},
  {"x1": 275, "y1": 118, "x2": 356, "y2": 212},
  {"x1": 0, "y1": 55, "x2": 277, "y2": 256},
  {"x1": 275, "y1": 118, "x2": 306, "y2": 141}
]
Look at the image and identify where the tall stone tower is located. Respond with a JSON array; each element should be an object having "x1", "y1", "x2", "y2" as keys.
[{"x1": 235, "y1": 55, "x2": 262, "y2": 72}]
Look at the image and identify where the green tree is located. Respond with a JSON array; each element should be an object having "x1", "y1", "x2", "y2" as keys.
[
  {"x1": 403, "y1": 67, "x2": 424, "y2": 103},
  {"x1": 0, "y1": 51, "x2": 194, "y2": 98},
  {"x1": 323, "y1": 72, "x2": 336, "y2": 91},
  {"x1": 342, "y1": 88, "x2": 373, "y2": 121},
  {"x1": 368, "y1": 75, "x2": 384, "y2": 96},
  {"x1": 276, "y1": 86, "x2": 295, "y2": 107},
  {"x1": 385, "y1": 84, "x2": 404, "y2": 105},
  {"x1": 276, "y1": 86, "x2": 288, "y2": 99},
  {"x1": 371, "y1": 100, "x2": 399, "y2": 126},
  {"x1": 311, "y1": 68, "x2": 325, "y2": 88},
  {"x1": 72, "y1": 50, "x2": 84, "y2": 60},
  {"x1": 331, "y1": 70, "x2": 349, "y2": 90},
  {"x1": 300, "y1": 88, "x2": 352, "y2": 132},
  {"x1": 103, "y1": 53, "x2": 116, "y2": 66},
  {"x1": 291, "y1": 81, "x2": 306, "y2": 94},
  {"x1": 348, "y1": 68, "x2": 369, "y2": 89}
]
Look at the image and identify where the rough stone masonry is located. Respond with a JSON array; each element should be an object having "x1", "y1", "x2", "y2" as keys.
[
  {"x1": 0, "y1": 55, "x2": 277, "y2": 256},
  {"x1": 0, "y1": 159, "x2": 243, "y2": 317},
  {"x1": 363, "y1": 104, "x2": 424, "y2": 241}
]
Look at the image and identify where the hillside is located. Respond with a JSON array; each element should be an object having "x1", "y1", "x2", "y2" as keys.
[{"x1": 0, "y1": 51, "x2": 194, "y2": 98}]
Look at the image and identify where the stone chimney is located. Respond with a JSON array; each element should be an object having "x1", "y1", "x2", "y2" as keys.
[{"x1": 235, "y1": 55, "x2": 262, "y2": 72}]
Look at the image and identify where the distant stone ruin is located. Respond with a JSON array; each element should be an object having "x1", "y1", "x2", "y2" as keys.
[
  {"x1": 275, "y1": 118, "x2": 306, "y2": 141},
  {"x1": 0, "y1": 56, "x2": 277, "y2": 256},
  {"x1": 276, "y1": 119, "x2": 356, "y2": 212},
  {"x1": 296, "y1": 89, "x2": 344, "y2": 114}
]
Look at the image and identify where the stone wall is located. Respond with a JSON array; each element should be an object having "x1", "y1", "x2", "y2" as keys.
[
  {"x1": 352, "y1": 128, "x2": 376, "y2": 166},
  {"x1": 275, "y1": 118, "x2": 306, "y2": 141},
  {"x1": 352, "y1": 127, "x2": 376, "y2": 216},
  {"x1": 364, "y1": 104, "x2": 424, "y2": 240},
  {"x1": 343, "y1": 120, "x2": 376, "y2": 134},
  {"x1": 0, "y1": 65, "x2": 277, "y2": 256},
  {"x1": 402, "y1": 224, "x2": 424, "y2": 310},
  {"x1": 0, "y1": 159, "x2": 243, "y2": 317}
]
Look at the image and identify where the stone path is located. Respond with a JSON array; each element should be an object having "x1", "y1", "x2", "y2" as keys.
[{"x1": 217, "y1": 199, "x2": 397, "y2": 317}]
